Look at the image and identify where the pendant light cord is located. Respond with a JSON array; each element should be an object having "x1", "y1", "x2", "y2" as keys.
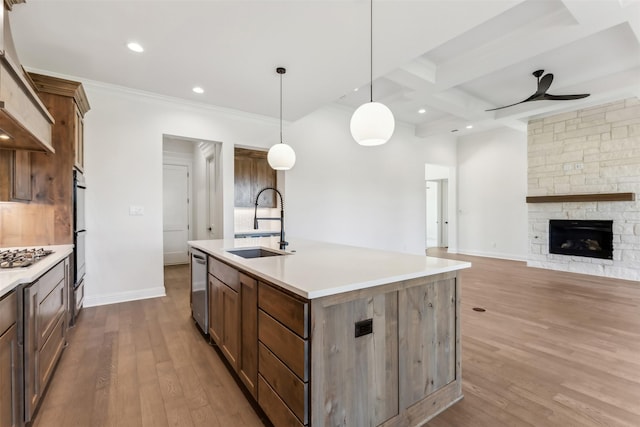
[
  {"x1": 370, "y1": 0, "x2": 373, "y2": 103},
  {"x1": 280, "y1": 71, "x2": 283, "y2": 144}
]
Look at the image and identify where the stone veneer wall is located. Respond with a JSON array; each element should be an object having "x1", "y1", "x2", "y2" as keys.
[{"x1": 527, "y1": 98, "x2": 640, "y2": 281}]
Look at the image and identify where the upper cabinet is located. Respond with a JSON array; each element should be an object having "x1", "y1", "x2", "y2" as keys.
[
  {"x1": 0, "y1": 2, "x2": 55, "y2": 153},
  {"x1": 234, "y1": 148, "x2": 277, "y2": 208},
  {"x1": 0, "y1": 149, "x2": 31, "y2": 201},
  {"x1": 28, "y1": 73, "x2": 90, "y2": 172}
]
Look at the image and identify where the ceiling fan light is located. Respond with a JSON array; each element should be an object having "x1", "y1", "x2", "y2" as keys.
[
  {"x1": 350, "y1": 101, "x2": 395, "y2": 146},
  {"x1": 267, "y1": 143, "x2": 296, "y2": 170}
]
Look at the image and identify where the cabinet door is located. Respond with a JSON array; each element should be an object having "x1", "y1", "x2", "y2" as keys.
[
  {"x1": 234, "y1": 155, "x2": 253, "y2": 207},
  {"x1": 254, "y1": 158, "x2": 276, "y2": 207},
  {"x1": 0, "y1": 324, "x2": 19, "y2": 427},
  {"x1": 208, "y1": 275, "x2": 223, "y2": 345},
  {"x1": 398, "y1": 277, "x2": 457, "y2": 408},
  {"x1": 239, "y1": 274, "x2": 258, "y2": 398},
  {"x1": 0, "y1": 150, "x2": 31, "y2": 202},
  {"x1": 220, "y1": 285, "x2": 240, "y2": 370},
  {"x1": 74, "y1": 107, "x2": 84, "y2": 172}
]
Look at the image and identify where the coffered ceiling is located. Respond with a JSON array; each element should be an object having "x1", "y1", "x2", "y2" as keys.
[{"x1": 10, "y1": 0, "x2": 640, "y2": 138}]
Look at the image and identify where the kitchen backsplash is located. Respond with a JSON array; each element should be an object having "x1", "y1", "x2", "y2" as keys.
[{"x1": 234, "y1": 207, "x2": 281, "y2": 233}]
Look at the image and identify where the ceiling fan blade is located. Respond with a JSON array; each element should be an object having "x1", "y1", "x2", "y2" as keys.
[
  {"x1": 533, "y1": 73, "x2": 554, "y2": 97},
  {"x1": 542, "y1": 93, "x2": 590, "y2": 101},
  {"x1": 485, "y1": 100, "x2": 527, "y2": 111}
]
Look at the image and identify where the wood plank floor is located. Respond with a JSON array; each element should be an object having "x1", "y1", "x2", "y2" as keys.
[
  {"x1": 426, "y1": 248, "x2": 640, "y2": 427},
  {"x1": 32, "y1": 265, "x2": 266, "y2": 427},
  {"x1": 32, "y1": 254, "x2": 640, "y2": 427}
]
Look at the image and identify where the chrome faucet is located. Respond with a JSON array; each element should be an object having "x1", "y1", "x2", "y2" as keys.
[{"x1": 253, "y1": 187, "x2": 288, "y2": 249}]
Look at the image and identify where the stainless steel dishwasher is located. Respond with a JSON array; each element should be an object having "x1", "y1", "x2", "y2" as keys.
[{"x1": 190, "y1": 248, "x2": 208, "y2": 335}]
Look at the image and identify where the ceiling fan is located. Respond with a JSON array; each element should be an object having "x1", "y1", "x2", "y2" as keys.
[{"x1": 486, "y1": 69, "x2": 590, "y2": 111}]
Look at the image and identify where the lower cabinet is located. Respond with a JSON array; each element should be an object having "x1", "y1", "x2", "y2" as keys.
[
  {"x1": 238, "y1": 273, "x2": 258, "y2": 398},
  {"x1": 207, "y1": 257, "x2": 242, "y2": 373},
  {"x1": 23, "y1": 259, "x2": 69, "y2": 423},
  {"x1": 202, "y1": 254, "x2": 459, "y2": 427},
  {"x1": 0, "y1": 291, "x2": 19, "y2": 427}
]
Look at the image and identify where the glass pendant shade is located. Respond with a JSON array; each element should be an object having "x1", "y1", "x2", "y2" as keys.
[
  {"x1": 350, "y1": 101, "x2": 395, "y2": 146},
  {"x1": 268, "y1": 142, "x2": 296, "y2": 170}
]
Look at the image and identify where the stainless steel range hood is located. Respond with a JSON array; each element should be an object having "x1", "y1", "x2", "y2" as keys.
[{"x1": 0, "y1": 0, "x2": 54, "y2": 153}]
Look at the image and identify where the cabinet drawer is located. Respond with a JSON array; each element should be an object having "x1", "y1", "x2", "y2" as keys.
[
  {"x1": 258, "y1": 375, "x2": 304, "y2": 427},
  {"x1": 0, "y1": 290, "x2": 17, "y2": 335},
  {"x1": 259, "y1": 282, "x2": 308, "y2": 338},
  {"x1": 259, "y1": 310, "x2": 308, "y2": 381},
  {"x1": 36, "y1": 262, "x2": 65, "y2": 305},
  {"x1": 259, "y1": 343, "x2": 308, "y2": 425},
  {"x1": 37, "y1": 278, "x2": 66, "y2": 348},
  {"x1": 208, "y1": 256, "x2": 239, "y2": 292},
  {"x1": 38, "y1": 314, "x2": 65, "y2": 394}
]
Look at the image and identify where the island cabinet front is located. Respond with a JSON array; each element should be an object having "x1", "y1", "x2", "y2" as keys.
[
  {"x1": 309, "y1": 271, "x2": 461, "y2": 427},
  {"x1": 257, "y1": 282, "x2": 310, "y2": 427},
  {"x1": 201, "y1": 251, "x2": 462, "y2": 427}
]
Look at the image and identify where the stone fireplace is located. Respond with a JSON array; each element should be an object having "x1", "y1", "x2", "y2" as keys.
[{"x1": 527, "y1": 98, "x2": 639, "y2": 281}]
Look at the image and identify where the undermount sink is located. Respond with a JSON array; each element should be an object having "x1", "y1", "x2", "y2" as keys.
[{"x1": 226, "y1": 248, "x2": 286, "y2": 259}]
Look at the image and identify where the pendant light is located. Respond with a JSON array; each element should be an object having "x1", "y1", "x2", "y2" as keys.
[
  {"x1": 350, "y1": 0, "x2": 395, "y2": 146},
  {"x1": 267, "y1": 67, "x2": 296, "y2": 170}
]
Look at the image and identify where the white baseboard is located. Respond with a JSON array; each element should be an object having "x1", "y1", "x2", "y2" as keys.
[
  {"x1": 455, "y1": 248, "x2": 527, "y2": 262},
  {"x1": 84, "y1": 286, "x2": 167, "y2": 308}
]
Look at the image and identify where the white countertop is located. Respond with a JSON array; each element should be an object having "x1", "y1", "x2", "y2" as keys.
[
  {"x1": 189, "y1": 237, "x2": 470, "y2": 299},
  {"x1": 0, "y1": 245, "x2": 74, "y2": 298}
]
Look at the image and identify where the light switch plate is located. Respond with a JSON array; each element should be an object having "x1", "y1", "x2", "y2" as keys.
[{"x1": 129, "y1": 205, "x2": 145, "y2": 216}]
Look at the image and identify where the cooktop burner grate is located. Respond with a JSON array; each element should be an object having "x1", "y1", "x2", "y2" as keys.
[{"x1": 0, "y1": 248, "x2": 54, "y2": 269}]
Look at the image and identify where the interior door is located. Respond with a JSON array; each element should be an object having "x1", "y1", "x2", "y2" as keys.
[
  {"x1": 425, "y1": 180, "x2": 439, "y2": 248},
  {"x1": 163, "y1": 163, "x2": 190, "y2": 265},
  {"x1": 440, "y1": 179, "x2": 449, "y2": 248}
]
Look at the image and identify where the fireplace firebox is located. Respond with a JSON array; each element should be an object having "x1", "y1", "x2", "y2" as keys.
[{"x1": 549, "y1": 220, "x2": 613, "y2": 260}]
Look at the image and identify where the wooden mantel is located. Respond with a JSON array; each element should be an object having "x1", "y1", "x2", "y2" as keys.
[{"x1": 526, "y1": 193, "x2": 635, "y2": 203}]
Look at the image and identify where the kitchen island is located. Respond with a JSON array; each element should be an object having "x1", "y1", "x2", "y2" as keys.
[{"x1": 189, "y1": 237, "x2": 470, "y2": 427}]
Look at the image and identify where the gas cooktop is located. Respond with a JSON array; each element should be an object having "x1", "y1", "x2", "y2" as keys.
[{"x1": 0, "y1": 248, "x2": 54, "y2": 269}]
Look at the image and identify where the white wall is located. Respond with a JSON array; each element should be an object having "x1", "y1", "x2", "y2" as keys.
[
  {"x1": 81, "y1": 81, "x2": 457, "y2": 306},
  {"x1": 284, "y1": 106, "x2": 457, "y2": 255},
  {"x1": 457, "y1": 127, "x2": 528, "y2": 260},
  {"x1": 83, "y1": 83, "x2": 277, "y2": 306}
]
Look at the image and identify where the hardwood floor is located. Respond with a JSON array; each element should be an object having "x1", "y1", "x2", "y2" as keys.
[
  {"x1": 426, "y1": 248, "x2": 640, "y2": 427},
  {"x1": 32, "y1": 255, "x2": 640, "y2": 427},
  {"x1": 32, "y1": 265, "x2": 266, "y2": 427}
]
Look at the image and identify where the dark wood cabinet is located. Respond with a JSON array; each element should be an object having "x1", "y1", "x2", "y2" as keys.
[
  {"x1": 23, "y1": 259, "x2": 69, "y2": 423},
  {"x1": 234, "y1": 148, "x2": 277, "y2": 207},
  {"x1": 258, "y1": 282, "x2": 310, "y2": 426},
  {"x1": 207, "y1": 257, "x2": 240, "y2": 370},
  {"x1": 239, "y1": 273, "x2": 258, "y2": 398},
  {"x1": 0, "y1": 291, "x2": 19, "y2": 427},
  {"x1": 208, "y1": 275, "x2": 223, "y2": 345},
  {"x1": 0, "y1": 73, "x2": 90, "y2": 247},
  {"x1": 0, "y1": 150, "x2": 31, "y2": 202}
]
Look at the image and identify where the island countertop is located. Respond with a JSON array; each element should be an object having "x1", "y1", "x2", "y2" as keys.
[
  {"x1": 188, "y1": 237, "x2": 470, "y2": 299},
  {"x1": 0, "y1": 245, "x2": 74, "y2": 298}
]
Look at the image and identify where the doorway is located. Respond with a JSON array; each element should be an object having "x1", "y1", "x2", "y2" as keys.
[
  {"x1": 426, "y1": 179, "x2": 449, "y2": 248},
  {"x1": 163, "y1": 163, "x2": 191, "y2": 264},
  {"x1": 425, "y1": 163, "x2": 455, "y2": 252},
  {"x1": 162, "y1": 135, "x2": 222, "y2": 265}
]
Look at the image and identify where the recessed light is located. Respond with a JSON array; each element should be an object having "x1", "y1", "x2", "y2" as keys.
[
  {"x1": 418, "y1": 108, "x2": 426, "y2": 114},
  {"x1": 192, "y1": 86, "x2": 204, "y2": 94},
  {"x1": 354, "y1": 88, "x2": 359, "y2": 92},
  {"x1": 466, "y1": 125, "x2": 473, "y2": 129},
  {"x1": 127, "y1": 42, "x2": 144, "y2": 53}
]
